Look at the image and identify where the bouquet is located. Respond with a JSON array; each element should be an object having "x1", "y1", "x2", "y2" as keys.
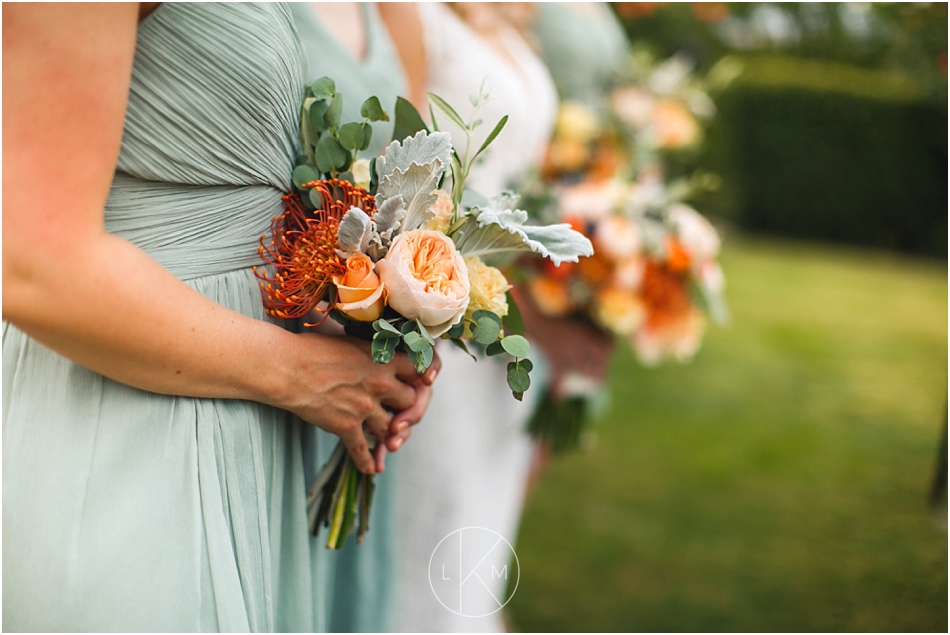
[
  {"x1": 255, "y1": 78, "x2": 592, "y2": 548},
  {"x1": 521, "y1": 51, "x2": 729, "y2": 453}
]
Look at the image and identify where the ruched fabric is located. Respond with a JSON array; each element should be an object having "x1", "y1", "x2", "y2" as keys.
[{"x1": 2, "y1": 4, "x2": 327, "y2": 631}]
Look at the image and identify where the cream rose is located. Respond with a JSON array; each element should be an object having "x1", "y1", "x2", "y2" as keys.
[
  {"x1": 351, "y1": 158, "x2": 372, "y2": 190},
  {"x1": 424, "y1": 189, "x2": 455, "y2": 233},
  {"x1": 375, "y1": 230, "x2": 470, "y2": 336},
  {"x1": 333, "y1": 253, "x2": 386, "y2": 322}
]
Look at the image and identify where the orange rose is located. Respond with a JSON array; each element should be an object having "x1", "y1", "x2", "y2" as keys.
[{"x1": 333, "y1": 253, "x2": 385, "y2": 322}]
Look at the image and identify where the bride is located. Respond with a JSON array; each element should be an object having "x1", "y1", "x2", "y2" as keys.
[{"x1": 384, "y1": 3, "x2": 559, "y2": 631}]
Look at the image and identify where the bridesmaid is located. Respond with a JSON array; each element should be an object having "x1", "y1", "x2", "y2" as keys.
[
  {"x1": 533, "y1": 1, "x2": 630, "y2": 104},
  {"x1": 384, "y1": 3, "x2": 559, "y2": 631},
  {"x1": 3, "y1": 3, "x2": 435, "y2": 631},
  {"x1": 289, "y1": 3, "x2": 423, "y2": 632}
]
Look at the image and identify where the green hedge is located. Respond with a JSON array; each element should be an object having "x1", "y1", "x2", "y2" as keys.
[{"x1": 696, "y1": 56, "x2": 947, "y2": 257}]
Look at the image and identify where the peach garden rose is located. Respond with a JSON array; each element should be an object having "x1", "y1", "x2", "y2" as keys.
[
  {"x1": 333, "y1": 252, "x2": 385, "y2": 322},
  {"x1": 376, "y1": 229, "x2": 470, "y2": 336}
]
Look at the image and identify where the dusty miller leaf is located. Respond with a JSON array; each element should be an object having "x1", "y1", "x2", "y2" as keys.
[
  {"x1": 337, "y1": 207, "x2": 377, "y2": 256},
  {"x1": 452, "y1": 208, "x2": 593, "y2": 266}
]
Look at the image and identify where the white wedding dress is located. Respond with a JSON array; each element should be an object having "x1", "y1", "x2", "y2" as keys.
[{"x1": 392, "y1": 3, "x2": 558, "y2": 632}]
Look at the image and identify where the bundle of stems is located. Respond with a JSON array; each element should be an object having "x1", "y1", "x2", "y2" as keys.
[{"x1": 306, "y1": 440, "x2": 376, "y2": 549}]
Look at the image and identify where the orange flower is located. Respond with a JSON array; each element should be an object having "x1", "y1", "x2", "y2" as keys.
[
  {"x1": 333, "y1": 253, "x2": 385, "y2": 322},
  {"x1": 577, "y1": 252, "x2": 613, "y2": 286},
  {"x1": 652, "y1": 99, "x2": 701, "y2": 149},
  {"x1": 665, "y1": 238, "x2": 692, "y2": 274},
  {"x1": 528, "y1": 275, "x2": 573, "y2": 317}
]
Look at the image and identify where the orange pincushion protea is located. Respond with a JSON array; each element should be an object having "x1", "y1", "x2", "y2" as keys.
[{"x1": 255, "y1": 179, "x2": 377, "y2": 322}]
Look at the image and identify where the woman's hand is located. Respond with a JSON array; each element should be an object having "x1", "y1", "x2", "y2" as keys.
[{"x1": 271, "y1": 333, "x2": 440, "y2": 474}]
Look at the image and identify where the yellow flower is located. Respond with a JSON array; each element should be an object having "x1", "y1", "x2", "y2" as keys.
[
  {"x1": 594, "y1": 287, "x2": 645, "y2": 336},
  {"x1": 465, "y1": 255, "x2": 510, "y2": 316},
  {"x1": 555, "y1": 101, "x2": 600, "y2": 144}
]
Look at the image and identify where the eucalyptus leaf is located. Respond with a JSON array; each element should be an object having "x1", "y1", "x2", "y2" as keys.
[
  {"x1": 324, "y1": 93, "x2": 344, "y2": 129},
  {"x1": 392, "y1": 96, "x2": 428, "y2": 142},
  {"x1": 471, "y1": 310, "x2": 502, "y2": 328},
  {"x1": 373, "y1": 319, "x2": 402, "y2": 336},
  {"x1": 311, "y1": 77, "x2": 336, "y2": 99},
  {"x1": 309, "y1": 100, "x2": 330, "y2": 134},
  {"x1": 416, "y1": 320, "x2": 436, "y2": 346},
  {"x1": 472, "y1": 316, "x2": 502, "y2": 346},
  {"x1": 400, "y1": 320, "x2": 417, "y2": 335},
  {"x1": 519, "y1": 358, "x2": 534, "y2": 373},
  {"x1": 446, "y1": 322, "x2": 465, "y2": 340},
  {"x1": 359, "y1": 123, "x2": 373, "y2": 151},
  {"x1": 506, "y1": 364, "x2": 530, "y2": 393},
  {"x1": 360, "y1": 96, "x2": 388, "y2": 122},
  {"x1": 371, "y1": 335, "x2": 397, "y2": 364},
  {"x1": 338, "y1": 122, "x2": 365, "y2": 151},
  {"x1": 408, "y1": 346, "x2": 434, "y2": 374},
  {"x1": 402, "y1": 331, "x2": 431, "y2": 353},
  {"x1": 293, "y1": 164, "x2": 320, "y2": 189},
  {"x1": 485, "y1": 340, "x2": 505, "y2": 356},
  {"x1": 500, "y1": 334, "x2": 530, "y2": 358},
  {"x1": 315, "y1": 136, "x2": 347, "y2": 173}
]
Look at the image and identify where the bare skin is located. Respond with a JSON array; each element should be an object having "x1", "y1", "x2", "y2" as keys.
[{"x1": 2, "y1": 2, "x2": 440, "y2": 475}]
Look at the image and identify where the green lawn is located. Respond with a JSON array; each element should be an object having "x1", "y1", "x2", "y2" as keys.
[{"x1": 509, "y1": 235, "x2": 948, "y2": 632}]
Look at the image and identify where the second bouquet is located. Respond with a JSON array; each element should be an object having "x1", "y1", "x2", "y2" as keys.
[{"x1": 255, "y1": 79, "x2": 592, "y2": 548}]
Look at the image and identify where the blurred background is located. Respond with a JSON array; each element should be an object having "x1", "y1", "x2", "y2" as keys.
[{"x1": 509, "y1": 3, "x2": 948, "y2": 631}]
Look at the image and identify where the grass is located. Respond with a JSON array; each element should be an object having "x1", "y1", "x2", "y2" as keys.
[{"x1": 508, "y1": 234, "x2": 948, "y2": 632}]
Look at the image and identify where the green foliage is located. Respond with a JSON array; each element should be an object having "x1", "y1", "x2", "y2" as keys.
[
  {"x1": 510, "y1": 235, "x2": 948, "y2": 631},
  {"x1": 392, "y1": 97, "x2": 429, "y2": 142},
  {"x1": 471, "y1": 310, "x2": 503, "y2": 345},
  {"x1": 360, "y1": 96, "x2": 389, "y2": 122},
  {"x1": 697, "y1": 55, "x2": 947, "y2": 257}
]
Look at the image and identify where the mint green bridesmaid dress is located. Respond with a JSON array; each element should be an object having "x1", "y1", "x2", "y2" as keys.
[
  {"x1": 2, "y1": 4, "x2": 328, "y2": 632},
  {"x1": 533, "y1": 2, "x2": 630, "y2": 103},
  {"x1": 290, "y1": 4, "x2": 408, "y2": 632}
]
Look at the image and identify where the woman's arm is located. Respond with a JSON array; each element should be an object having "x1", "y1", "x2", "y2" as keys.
[
  {"x1": 377, "y1": 2, "x2": 428, "y2": 109},
  {"x1": 2, "y1": 3, "x2": 433, "y2": 474}
]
